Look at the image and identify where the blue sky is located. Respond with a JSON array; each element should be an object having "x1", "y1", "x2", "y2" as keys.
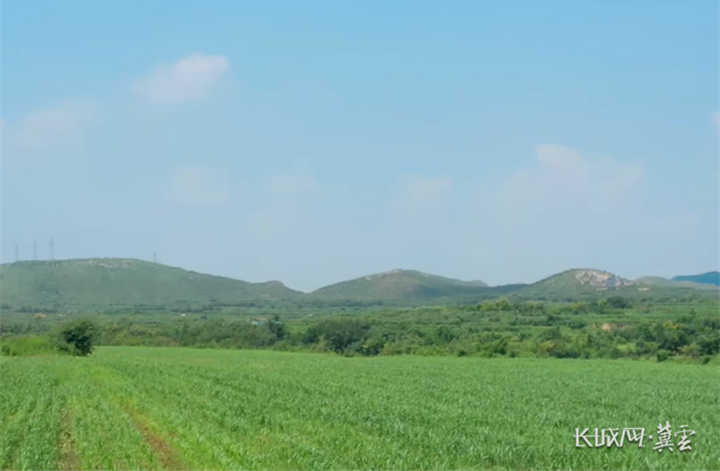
[{"x1": 2, "y1": 0, "x2": 718, "y2": 292}]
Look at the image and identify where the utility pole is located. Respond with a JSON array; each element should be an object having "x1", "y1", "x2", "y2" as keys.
[
  {"x1": 49, "y1": 238, "x2": 54, "y2": 261},
  {"x1": 153, "y1": 252, "x2": 157, "y2": 264},
  {"x1": 33, "y1": 241, "x2": 37, "y2": 260},
  {"x1": 15, "y1": 244, "x2": 19, "y2": 262}
]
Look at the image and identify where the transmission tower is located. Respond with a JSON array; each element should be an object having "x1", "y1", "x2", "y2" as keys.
[
  {"x1": 33, "y1": 241, "x2": 37, "y2": 260},
  {"x1": 49, "y1": 238, "x2": 54, "y2": 261}
]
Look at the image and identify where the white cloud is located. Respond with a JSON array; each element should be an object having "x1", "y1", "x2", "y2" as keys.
[
  {"x1": 163, "y1": 166, "x2": 230, "y2": 204},
  {"x1": 398, "y1": 175, "x2": 453, "y2": 201},
  {"x1": 3, "y1": 99, "x2": 95, "y2": 152},
  {"x1": 497, "y1": 144, "x2": 643, "y2": 214},
  {"x1": 269, "y1": 171, "x2": 320, "y2": 196},
  {"x1": 454, "y1": 144, "x2": 700, "y2": 283},
  {"x1": 133, "y1": 54, "x2": 230, "y2": 104},
  {"x1": 389, "y1": 175, "x2": 455, "y2": 229}
]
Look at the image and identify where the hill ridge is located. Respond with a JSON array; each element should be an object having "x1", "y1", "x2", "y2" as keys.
[
  {"x1": 1, "y1": 258, "x2": 717, "y2": 310},
  {"x1": 671, "y1": 271, "x2": 720, "y2": 287},
  {"x1": 309, "y1": 268, "x2": 490, "y2": 301},
  {"x1": 0, "y1": 258, "x2": 300, "y2": 311}
]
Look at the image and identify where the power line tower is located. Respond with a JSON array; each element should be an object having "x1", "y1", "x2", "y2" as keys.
[
  {"x1": 15, "y1": 243, "x2": 19, "y2": 262},
  {"x1": 153, "y1": 252, "x2": 157, "y2": 264},
  {"x1": 49, "y1": 238, "x2": 54, "y2": 261},
  {"x1": 33, "y1": 241, "x2": 37, "y2": 260}
]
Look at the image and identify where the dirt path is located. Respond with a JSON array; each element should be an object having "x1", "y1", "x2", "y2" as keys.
[
  {"x1": 124, "y1": 407, "x2": 185, "y2": 471},
  {"x1": 58, "y1": 411, "x2": 81, "y2": 471}
]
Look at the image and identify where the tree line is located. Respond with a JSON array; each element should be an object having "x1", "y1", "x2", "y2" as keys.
[{"x1": 2, "y1": 299, "x2": 719, "y2": 362}]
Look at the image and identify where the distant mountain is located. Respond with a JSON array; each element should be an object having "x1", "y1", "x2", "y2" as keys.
[
  {"x1": 514, "y1": 269, "x2": 640, "y2": 300},
  {"x1": 309, "y1": 269, "x2": 490, "y2": 301},
  {"x1": 671, "y1": 271, "x2": 720, "y2": 287},
  {"x1": 528, "y1": 268, "x2": 634, "y2": 289},
  {"x1": 2, "y1": 258, "x2": 716, "y2": 312},
  {"x1": 511, "y1": 268, "x2": 719, "y2": 301},
  {"x1": 0, "y1": 258, "x2": 300, "y2": 311},
  {"x1": 635, "y1": 276, "x2": 717, "y2": 290}
]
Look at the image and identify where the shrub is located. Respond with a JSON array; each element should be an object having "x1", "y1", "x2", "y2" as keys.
[
  {"x1": 656, "y1": 349, "x2": 670, "y2": 363},
  {"x1": 52, "y1": 320, "x2": 98, "y2": 356}
]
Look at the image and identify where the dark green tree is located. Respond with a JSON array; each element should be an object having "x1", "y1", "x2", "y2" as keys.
[
  {"x1": 268, "y1": 315, "x2": 287, "y2": 341},
  {"x1": 606, "y1": 296, "x2": 631, "y2": 310},
  {"x1": 52, "y1": 320, "x2": 98, "y2": 356}
]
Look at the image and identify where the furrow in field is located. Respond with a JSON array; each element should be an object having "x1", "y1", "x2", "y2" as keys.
[
  {"x1": 60, "y1": 361, "x2": 163, "y2": 470},
  {"x1": 58, "y1": 410, "x2": 81, "y2": 471}
]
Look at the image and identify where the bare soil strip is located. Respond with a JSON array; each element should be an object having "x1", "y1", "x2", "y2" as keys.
[
  {"x1": 58, "y1": 410, "x2": 81, "y2": 471},
  {"x1": 124, "y1": 407, "x2": 185, "y2": 471}
]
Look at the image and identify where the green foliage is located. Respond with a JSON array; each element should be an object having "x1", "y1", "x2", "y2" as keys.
[
  {"x1": 267, "y1": 315, "x2": 287, "y2": 341},
  {"x1": 52, "y1": 320, "x2": 98, "y2": 356},
  {"x1": 2, "y1": 292, "x2": 718, "y2": 363},
  {"x1": 606, "y1": 296, "x2": 631, "y2": 309},
  {"x1": 0, "y1": 335, "x2": 55, "y2": 356},
  {"x1": 302, "y1": 318, "x2": 373, "y2": 353}
]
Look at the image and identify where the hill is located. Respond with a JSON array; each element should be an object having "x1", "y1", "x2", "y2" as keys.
[
  {"x1": 515, "y1": 268, "x2": 719, "y2": 302},
  {"x1": 517, "y1": 269, "x2": 652, "y2": 301},
  {"x1": 672, "y1": 271, "x2": 720, "y2": 287},
  {"x1": 2, "y1": 259, "x2": 717, "y2": 312},
  {"x1": 0, "y1": 258, "x2": 300, "y2": 311},
  {"x1": 635, "y1": 276, "x2": 717, "y2": 290},
  {"x1": 309, "y1": 269, "x2": 490, "y2": 301}
]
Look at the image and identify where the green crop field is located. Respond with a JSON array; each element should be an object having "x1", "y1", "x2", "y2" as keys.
[{"x1": 1, "y1": 347, "x2": 718, "y2": 471}]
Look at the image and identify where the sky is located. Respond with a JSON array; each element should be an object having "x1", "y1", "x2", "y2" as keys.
[{"x1": 1, "y1": 0, "x2": 718, "y2": 292}]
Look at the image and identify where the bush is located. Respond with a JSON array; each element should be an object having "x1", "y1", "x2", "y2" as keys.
[
  {"x1": 656, "y1": 349, "x2": 670, "y2": 363},
  {"x1": 606, "y1": 296, "x2": 631, "y2": 310},
  {"x1": 52, "y1": 320, "x2": 98, "y2": 356}
]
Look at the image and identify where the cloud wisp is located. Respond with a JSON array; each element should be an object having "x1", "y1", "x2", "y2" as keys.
[
  {"x1": 2, "y1": 99, "x2": 96, "y2": 154},
  {"x1": 269, "y1": 171, "x2": 321, "y2": 197},
  {"x1": 163, "y1": 166, "x2": 230, "y2": 204},
  {"x1": 133, "y1": 54, "x2": 230, "y2": 104},
  {"x1": 497, "y1": 144, "x2": 644, "y2": 215}
]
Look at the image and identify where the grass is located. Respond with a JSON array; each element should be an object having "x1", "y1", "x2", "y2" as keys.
[
  {"x1": 0, "y1": 335, "x2": 55, "y2": 357},
  {"x1": 1, "y1": 347, "x2": 718, "y2": 471}
]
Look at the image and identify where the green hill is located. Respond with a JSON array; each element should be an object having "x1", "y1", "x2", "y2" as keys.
[
  {"x1": 309, "y1": 269, "x2": 490, "y2": 301},
  {"x1": 635, "y1": 276, "x2": 717, "y2": 290},
  {"x1": 514, "y1": 269, "x2": 624, "y2": 301},
  {"x1": 2, "y1": 259, "x2": 716, "y2": 312},
  {"x1": 672, "y1": 271, "x2": 720, "y2": 287},
  {"x1": 515, "y1": 268, "x2": 718, "y2": 302},
  {"x1": 0, "y1": 258, "x2": 300, "y2": 311}
]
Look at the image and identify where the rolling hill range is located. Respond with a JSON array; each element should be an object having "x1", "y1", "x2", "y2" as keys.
[
  {"x1": 0, "y1": 258, "x2": 300, "y2": 311},
  {"x1": 0, "y1": 259, "x2": 716, "y2": 312},
  {"x1": 308, "y1": 269, "x2": 492, "y2": 301},
  {"x1": 671, "y1": 271, "x2": 720, "y2": 287}
]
